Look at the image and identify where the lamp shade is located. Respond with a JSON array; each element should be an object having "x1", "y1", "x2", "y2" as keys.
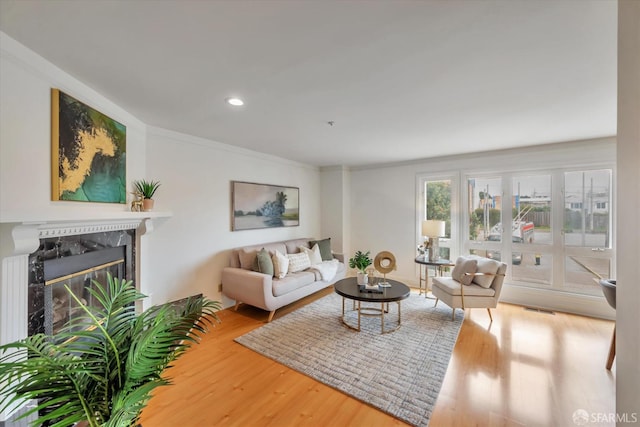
[{"x1": 422, "y1": 220, "x2": 445, "y2": 237}]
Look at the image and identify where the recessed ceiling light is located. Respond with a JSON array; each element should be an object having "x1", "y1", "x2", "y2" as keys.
[{"x1": 226, "y1": 97, "x2": 244, "y2": 106}]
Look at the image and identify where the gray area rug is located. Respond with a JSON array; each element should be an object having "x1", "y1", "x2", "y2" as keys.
[{"x1": 235, "y1": 292, "x2": 464, "y2": 426}]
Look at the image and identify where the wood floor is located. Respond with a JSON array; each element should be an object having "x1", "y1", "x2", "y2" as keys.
[{"x1": 140, "y1": 287, "x2": 616, "y2": 427}]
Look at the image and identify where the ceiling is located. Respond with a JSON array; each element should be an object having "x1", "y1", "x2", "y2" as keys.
[{"x1": 0, "y1": 0, "x2": 617, "y2": 167}]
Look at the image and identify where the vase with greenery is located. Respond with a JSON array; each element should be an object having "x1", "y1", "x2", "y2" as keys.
[
  {"x1": 349, "y1": 250, "x2": 372, "y2": 285},
  {"x1": 133, "y1": 179, "x2": 161, "y2": 211},
  {"x1": 0, "y1": 274, "x2": 220, "y2": 427}
]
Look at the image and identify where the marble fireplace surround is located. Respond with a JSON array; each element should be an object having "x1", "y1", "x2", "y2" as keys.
[
  {"x1": 0, "y1": 210, "x2": 170, "y2": 420},
  {"x1": 0, "y1": 210, "x2": 171, "y2": 349}
]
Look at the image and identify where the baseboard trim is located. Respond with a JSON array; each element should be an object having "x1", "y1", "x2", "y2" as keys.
[{"x1": 501, "y1": 284, "x2": 615, "y2": 320}]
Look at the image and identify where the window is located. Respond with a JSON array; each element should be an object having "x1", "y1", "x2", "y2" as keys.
[
  {"x1": 458, "y1": 169, "x2": 614, "y2": 296},
  {"x1": 562, "y1": 169, "x2": 613, "y2": 295},
  {"x1": 419, "y1": 175, "x2": 457, "y2": 260},
  {"x1": 467, "y1": 177, "x2": 502, "y2": 242},
  {"x1": 511, "y1": 175, "x2": 553, "y2": 286},
  {"x1": 414, "y1": 148, "x2": 615, "y2": 315},
  {"x1": 464, "y1": 176, "x2": 503, "y2": 265},
  {"x1": 563, "y1": 170, "x2": 612, "y2": 248}
]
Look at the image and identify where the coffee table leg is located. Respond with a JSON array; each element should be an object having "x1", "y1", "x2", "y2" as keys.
[
  {"x1": 357, "y1": 301, "x2": 361, "y2": 331},
  {"x1": 398, "y1": 301, "x2": 401, "y2": 326},
  {"x1": 381, "y1": 303, "x2": 385, "y2": 333}
]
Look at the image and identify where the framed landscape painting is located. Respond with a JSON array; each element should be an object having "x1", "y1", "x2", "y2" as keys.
[
  {"x1": 51, "y1": 89, "x2": 127, "y2": 203},
  {"x1": 231, "y1": 181, "x2": 299, "y2": 231}
]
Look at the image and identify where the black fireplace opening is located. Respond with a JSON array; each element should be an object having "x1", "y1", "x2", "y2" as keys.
[{"x1": 28, "y1": 230, "x2": 135, "y2": 337}]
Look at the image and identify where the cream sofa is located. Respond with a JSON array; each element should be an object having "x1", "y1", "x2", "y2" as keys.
[{"x1": 221, "y1": 238, "x2": 346, "y2": 322}]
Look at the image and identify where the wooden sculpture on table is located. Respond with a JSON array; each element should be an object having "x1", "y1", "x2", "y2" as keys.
[{"x1": 374, "y1": 251, "x2": 397, "y2": 287}]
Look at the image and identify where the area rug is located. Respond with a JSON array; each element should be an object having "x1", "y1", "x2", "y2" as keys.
[{"x1": 234, "y1": 292, "x2": 464, "y2": 427}]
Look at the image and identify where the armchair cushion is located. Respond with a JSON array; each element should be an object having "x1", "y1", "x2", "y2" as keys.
[
  {"x1": 451, "y1": 257, "x2": 478, "y2": 285},
  {"x1": 432, "y1": 277, "x2": 496, "y2": 297},
  {"x1": 473, "y1": 257, "x2": 501, "y2": 288}
]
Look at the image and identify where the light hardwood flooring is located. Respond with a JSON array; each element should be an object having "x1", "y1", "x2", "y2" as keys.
[{"x1": 140, "y1": 287, "x2": 616, "y2": 427}]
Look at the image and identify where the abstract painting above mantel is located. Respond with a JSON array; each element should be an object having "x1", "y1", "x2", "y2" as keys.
[
  {"x1": 231, "y1": 181, "x2": 299, "y2": 231},
  {"x1": 51, "y1": 89, "x2": 126, "y2": 203}
]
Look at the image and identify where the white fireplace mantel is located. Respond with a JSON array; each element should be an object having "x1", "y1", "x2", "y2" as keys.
[
  {"x1": 0, "y1": 210, "x2": 172, "y2": 256},
  {"x1": 0, "y1": 209, "x2": 172, "y2": 421},
  {"x1": 0, "y1": 209, "x2": 172, "y2": 224}
]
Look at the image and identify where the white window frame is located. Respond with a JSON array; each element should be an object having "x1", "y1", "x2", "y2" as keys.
[
  {"x1": 416, "y1": 173, "x2": 459, "y2": 261},
  {"x1": 458, "y1": 167, "x2": 615, "y2": 296}
]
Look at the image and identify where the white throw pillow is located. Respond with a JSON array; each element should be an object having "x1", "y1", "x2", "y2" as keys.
[
  {"x1": 272, "y1": 249, "x2": 289, "y2": 279},
  {"x1": 473, "y1": 257, "x2": 501, "y2": 288},
  {"x1": 287, "y1": 252, "x2": 311, "y2": 273},
  {"x1": 299, "y1": 244, "x2": 322, "y2": 265},
  {"x1": 451, "y1": 257, "x2": 478, "y2": 286}
]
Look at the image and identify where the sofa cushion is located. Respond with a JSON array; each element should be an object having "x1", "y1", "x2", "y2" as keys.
[
  {"x1": 239, "y1": 249, "x2": 257, "y2": 270},
  {"x1": 253, "y1": 248, "x2": 274, "y2": 276},
  {"x1": 272, "y1": 271, "x2": 316, "y2": 297},
  {"x1": 285, "y1": 238, "x2": 311, "y2": 254},
  {"x1": 309, "y1": 238, "x2": 332, "y2": 261},
  {"x1": 299, "y1": 244, "x2": 322, "y2": 265},
  {"x1": 472, "y1": 257, "x2": 501, "y2": 288},
  {"x1": 287, "y1": 252, "x2": 311, "y2": 272},
  {"x1": 432, "y1": 277, "x2": 496, "y2": 297},
  {"x1": 232, "y1": 242, "x2": 288, "y2": 269},
  {"x1": 272, "y1": 249, "x2": 289, "y2": 279},
  {"x1": 451, "y1": 257, "x2": 478, "y2": 285}
]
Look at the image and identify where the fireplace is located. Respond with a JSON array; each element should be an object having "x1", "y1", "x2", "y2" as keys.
[
  {"x1": 28, "y1": 231, "x2": 134, "y2": 337},
  {"x1": 0, "y1": 212, "x2": 167, "y2": 422}
]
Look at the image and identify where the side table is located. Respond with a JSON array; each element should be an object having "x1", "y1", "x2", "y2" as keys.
[{"x1": 414, "y1": 256, "x2": 454, "y2": 299}]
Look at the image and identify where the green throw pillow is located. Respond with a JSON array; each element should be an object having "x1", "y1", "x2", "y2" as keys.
[
  {"x1": 253, "y1": 248, "x2": 274, "y2": 276},
  {"x1": 309, "y1": 238, "x2": 332, "y2": 261}
]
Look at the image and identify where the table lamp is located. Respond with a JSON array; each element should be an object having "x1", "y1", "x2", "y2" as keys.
[{"x1": 422, "y1": 220, "x2": 445, "y2": 262}]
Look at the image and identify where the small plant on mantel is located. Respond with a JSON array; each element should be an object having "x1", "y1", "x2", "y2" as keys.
[
  {"x1": 133, "y1": 179, "x2": 161, "y2": 211},
  {"x1": 133, "y1": 179, "x2": 161, "y2": 199},
  {"x1": 0, "y1": 273, "x2": 220, "y2": 427}
]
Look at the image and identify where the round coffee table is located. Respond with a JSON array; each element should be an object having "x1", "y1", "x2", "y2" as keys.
[{"x1": 334, "y1": 277, "x2": 410, "y2": 334}]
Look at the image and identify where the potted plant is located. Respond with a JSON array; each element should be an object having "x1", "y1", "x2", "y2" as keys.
[
  {"x1": 133, "y1": 179, "x2": 161, "y2": 212},
  {"x1": 349, "y1": 250, "x2": 372, "y2": 285},
  {"x1": 0, "y1": 273, "x2": 220, "y2": 427}
]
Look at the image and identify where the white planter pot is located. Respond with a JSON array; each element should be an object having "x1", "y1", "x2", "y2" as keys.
[{"x1": 356, "y1": 272, "x2": 368, "y2": 285}]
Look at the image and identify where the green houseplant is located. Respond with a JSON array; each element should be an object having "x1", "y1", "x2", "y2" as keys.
[
  {"x1": 0, "y1": 274, "x2": 220, "y2": 427},
  {"x1": 133, "y1": 179, "x2": 161, "y2": 211},
  {"x1": 349, "y1": 250, "x2": 372, "y2": 285}
]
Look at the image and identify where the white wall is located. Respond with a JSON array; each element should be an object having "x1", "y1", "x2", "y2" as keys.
[
  {"x1": 0, "y1": 33, "x2": 148, "y2": 219},
  {"x1": 347, "y1": 139, "x2": 617, "y2": 317},
  {"x1": 616, "y1": 0, "x2": 640, "y2": 418},
  {"x1": 0, "y1": 32, "x2": 323, "y2": 311},
  {"x1": 320, "y1": 166, "x2": 350, "y2": 256},
  {"x1": 143, "y1": 127, "x2": 321, "y2": 306}
]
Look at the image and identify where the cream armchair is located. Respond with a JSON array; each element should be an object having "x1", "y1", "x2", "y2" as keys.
[{"x1": 432, "y1": 255, "x2": 507, "y2": 320}]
